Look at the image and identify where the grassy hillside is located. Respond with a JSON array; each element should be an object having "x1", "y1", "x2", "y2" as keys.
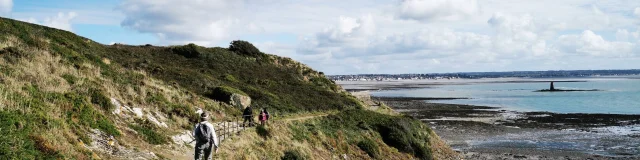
[{"x1": 0, "y1": 17, "x2": 455, "y2": 159}]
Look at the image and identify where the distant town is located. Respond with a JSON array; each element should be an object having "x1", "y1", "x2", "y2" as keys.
[{"x1": 328, "y1": 69, "x2": 640, "y2": 81}]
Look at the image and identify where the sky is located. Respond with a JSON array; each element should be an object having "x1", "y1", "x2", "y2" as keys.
[{"x1": 1, "y1": 0, "x2": 640, "y2": 75}]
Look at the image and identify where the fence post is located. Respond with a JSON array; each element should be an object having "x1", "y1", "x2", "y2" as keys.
[{"x1": 222, "y1": 121, "x2": 229, "y2": 139}]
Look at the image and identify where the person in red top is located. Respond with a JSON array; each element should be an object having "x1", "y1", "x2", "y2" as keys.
[{"x1": 258, "y1": 109, "x2": 266, "y2": 126}]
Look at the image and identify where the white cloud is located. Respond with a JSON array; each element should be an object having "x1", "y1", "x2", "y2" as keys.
[
  {"x1": 107, "y1": 0, "x2": 640, "y2": 73},
  {"x1": 26, "y1": 12, "x2": 77, "y2": 31},
  {"x1": 396, "y1": 0, "x2": 479, "y2": 22},
  {"x1": 0, "y1": 0, "x2": 11, "y2": 15},
  {"x1": 118, "y1": 0, "x2": 263, "y2": 46},
  {"x1": 557, "y1": 30, "x2": 634, "y2": 57},
  {"x1": 300, "y1": 15, "x2": 493, "y2": 59}
]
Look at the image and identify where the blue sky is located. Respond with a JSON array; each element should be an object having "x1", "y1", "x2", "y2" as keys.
[{"x1": 1, "y1": 0, "x2": 640, "y2": 74}]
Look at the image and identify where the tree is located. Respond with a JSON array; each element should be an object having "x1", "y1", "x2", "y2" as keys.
[{"x1": 229, "y1": 40, "x2": 262, "y2": 57}]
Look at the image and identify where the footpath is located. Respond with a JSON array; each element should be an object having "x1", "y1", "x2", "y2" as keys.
[{"x1": 165, "y1": 113, "x2": 330, "y2": 159}]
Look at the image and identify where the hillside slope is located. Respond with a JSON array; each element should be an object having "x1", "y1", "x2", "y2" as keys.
[{"x1": 0, "y1": 17, "x2": 456, "y2": 159}]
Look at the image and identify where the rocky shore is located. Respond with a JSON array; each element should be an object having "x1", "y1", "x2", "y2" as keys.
[{"x1": 375, "y1": 97, "x2": 640, "y2": 160}]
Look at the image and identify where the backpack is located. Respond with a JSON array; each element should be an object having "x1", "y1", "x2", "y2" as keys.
[{"x1": 195, "y1": 122, "x2": 212, "y2": 144}]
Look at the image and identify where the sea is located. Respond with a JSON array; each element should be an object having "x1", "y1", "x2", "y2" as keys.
[
  {"x1": 366, "y1": 77, "x2": 640, "y2": 156},
  {"x1": 370, "y1": 77, "x2": 640, "y2": 114}
]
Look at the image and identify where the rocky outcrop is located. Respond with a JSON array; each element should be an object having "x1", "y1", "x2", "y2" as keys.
[
  {"x1": 205, "y1": 86, "x2": 252, "y2": 109},
  {"x1": 230, "y1": 93, "x2": 251, "y2": 109}
]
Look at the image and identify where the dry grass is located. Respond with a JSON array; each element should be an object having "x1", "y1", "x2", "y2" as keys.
[
  {"x1": 0, "y1": 35, "x2": 234, "y2": 158},
  {"x1": 214, "y1": 116, "x2": 420, "y2": 160}
]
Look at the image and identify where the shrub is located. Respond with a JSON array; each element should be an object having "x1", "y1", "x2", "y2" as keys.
[
  {"x1": 129, "y1": 121, "x2": 168, "y2": 145},
  {"x1": 168, "y1": 104, "x2": 198, "y2": 123},
  {"x1": 61, "y1": 74, "x2": 78, "y2": 85},
  {"x1": 229, "y1": 40, "x2": 262, "y2": 57},
  {"x1": 281, "y1": 149, "x2": 305, "y2": 160},
  {"x1": 172, "y1": 43, "x2": 201, "y2": 58},
  {"x1": 29, "y1": 135, "x2": 60, "y2": 156},
  {"x1": 205, "y1": 86, "x2": 247, "y2": 103},
  {"x1": 313, "y1": 110, "x2": 433, "y2": 160},
  {"x1": 89, "y1": 88, "x2": 114, "y2": 111},
  {"x1": 0, "y1": 46, "x2": 30, "y2": 63},
  {"x1": 357, "y1": 138, "x2": 379, "y2": 159},
  {"x1": 64, "y1": 93, "x2": 120, "y2": 137},
  {"x1": 222, "y1": 74, "x2": 239, "y2": 83}
]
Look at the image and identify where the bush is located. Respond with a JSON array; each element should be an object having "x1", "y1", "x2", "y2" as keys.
[
  {"x1": 129, "y1": 121, "x2": 168, "y2": 145},
  {"x1": 281, "y1": 149, "x2": 305, "y2": 160},
  {"x1": 61, "y1": 74, "x2": 78, "y2": 85},
  {"x1": 167, "y1": 104, "x2": 198, "y2": 124},
  {"x1": 0, "y1": 46, "x2": 30, "y2": 63},
  {"x1": 89, "y1": 88, "x2": 114, "y2": 111},
  {"x1": 357, "y1": 138, "x2": 379, "y2": 159},
  {"x1": 172, "y1": 43, "x2": 201, "y2": 58},
  {"x1": 229, "y1": 40, "x2": 262, "y2": 57},
  {"x1": 29, "y1": 135, "x2": 60, "y2": 156},
  {"x1": 205, "y1": 86, "x2": 247, "y2": 103},
  {"x1": 312, "y1": 110, "x2": 433, "y2": 160},
  {"x1": 65, "y1": 93, "x2": 120, "y2": 137},
  {"x1": 222, "y1": 74, "x2": 239, "y2": 83}
]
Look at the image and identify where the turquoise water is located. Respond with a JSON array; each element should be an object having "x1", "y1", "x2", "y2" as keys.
[{"x1": 371, "y1": 78, "x2": 640, "y2": 114}]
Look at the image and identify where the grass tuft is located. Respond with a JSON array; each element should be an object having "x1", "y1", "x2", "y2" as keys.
[
  {"x1": 281, "y1": 149, "x2": 306, "y2": 160},
  {"x1": 129, "y1": 120, "x2": 168, "y2": 145},
  {"x1": 357, "y1": 138, "x2": 379, "y2": 159}
]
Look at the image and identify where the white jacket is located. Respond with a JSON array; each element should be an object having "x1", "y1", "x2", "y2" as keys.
[{"x1": 192, "y1": 121, "x2": 219, "y2": 148}]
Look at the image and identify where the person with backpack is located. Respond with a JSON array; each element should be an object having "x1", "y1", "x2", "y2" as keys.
[
  {"x1": 193, "y1": 112, "x2": 219, "y2": 160},
  {"x1": 264, "y1": 108, "x2": 270, "y2": 125},
  {"x1": 258, "y1": 109, "x2": 266, "y2": 126},
  {"x1": 242, "y1": 105, "x2": 253, "y2": 127}
]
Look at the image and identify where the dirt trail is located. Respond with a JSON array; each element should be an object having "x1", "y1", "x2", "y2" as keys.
[{"x1": 166, "y1": 113, "x2": 331, "y2": 159}]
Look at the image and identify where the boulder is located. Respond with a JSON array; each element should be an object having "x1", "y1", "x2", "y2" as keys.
[
  {"x1": 205, "y1": 86, "x2": 251, "y2": 109},
  {"x1": 230, "y1": 93, "x2": 251, "y2": 109}
]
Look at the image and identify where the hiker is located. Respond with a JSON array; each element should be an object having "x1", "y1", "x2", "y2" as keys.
[
  {"x1": 193, "y1": 112, "x2": 219, "y2": 160},
  {"x1": 242, "y1": 105, "x2": 253, "y2": 127},
  {"x1": 264, "y1": 108, "x2": 270, "y2": 125},
  {"x1": 259, "y1": 109, "x2": 266, "y2": 126}
]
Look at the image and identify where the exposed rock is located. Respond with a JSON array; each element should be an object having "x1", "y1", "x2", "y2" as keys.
[
  {"x1": 111, "y1": 98, "x2": 123, "y2": 115},
  {"x1": 111, "y1": 98, "x2": 168, "y2": 128},
  {"x1": 146, "y1": 114, "x2": 168, "y2": 128},
  {"x1": 230, "y1": 93, "x2": 251, "y2": 109},
  {"x1": 171, "y1": 130, "x2": 196, "y2": 148},
  {"x1": 132, "y1": 108, "x2": 144, "y2": 117},
  {"x1": 205, "y1": 86, "x2": 252, "y2": 109},
  {"x1": 87, "y1": 129, "x2": 158, "y2": 160}
]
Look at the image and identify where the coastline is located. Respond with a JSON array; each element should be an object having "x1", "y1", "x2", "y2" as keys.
[
  {"x1": 376, "y1": 97, "x2": 640, "y2": 159},
  {"x1": 339, "y1": 80, "x2": 640, "y2": 160}
]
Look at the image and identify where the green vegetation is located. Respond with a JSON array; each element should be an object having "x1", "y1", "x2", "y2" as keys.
[
  {"x1": 205, "y1": 86, "x2": 248, "y2": 103},
  {"x1": 102, "y1": 43, "x2": 359, "y2": 113},
  {"x1": 65, "y1": 92, "x2": 121, "y2": 137},
  {"x1": 357, "y1": 138, "x2": 380, "y2": 159},
  {"x1": 290, "y1": 110, "x2": 433, "y2": 160},
  {"x1": 281, "y1": 149, "x2": 306, "y2": 160},
  {"x1": 61, "y1": 74, "x2": 78, "y2": 85},
  {"x1": 0, "y1": 17, "x2": 442, "y2": 160},
  {"x1": 229, "y1": 40, "x2": 262, "y2": 57},
  {"x1": 256, "y1": 125, "x2": 272, "y2": 139},
  {"x1": 172, "y1": 43, "x2": 203, "y2": 58},
  {"x1": 129, "y1": 120, "x2": 168, "y2": 145},
  {"x1": 0, "y1": 110, "x2": 62, "y2": 159},
  {"x1": 89, "y1": 88, "x2": 114, "y2": 111}
]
